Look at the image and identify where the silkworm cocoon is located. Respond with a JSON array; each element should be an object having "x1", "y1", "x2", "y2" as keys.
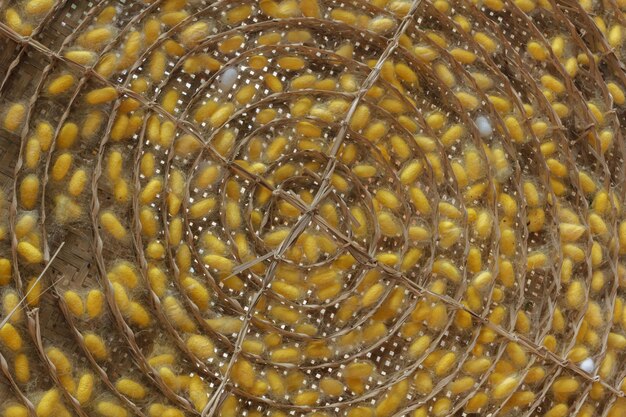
[
  {"x1": 271, "y1": 346, "x2": 300, "y2": 363},
  {"x1": 57, "y1": 122, "x2": 79, "y2": 149},
  {"x1": 0, "y1": 323, "x2": 22, "y2": 351},
  {"x1": 2, "y1": 103, "x2": 25, "y2": 133},
  {"x1": 85, "y1": 86, "x2": 117, "y2": 105},
  {"x1": 185, "y1": 334, "x2": 215, "y2": 360},
  {"x1": 68, "y1": 169, "x2": 88, "y2": 196},
  {"x1": 177, "y1": 276, "x2": 207, "y2": 312},
  {"x1": 65, "y1": 50, "x2": 97, "y2": 65},
  {"x1": 149, "y1": 50, "x2": 166, "y2": 82},
  {"x1": 0, "y1": 292, "x2": 19, "y2": 324},
  {"x1": 75, "y1": 373, "x2": 94, "y2": 404},
  {"x1": 127, "y1": 302, "x2": 151, "y2": 328},
  {"x1": 84, "y1": 333, "x2": 109, "y2": 360},
  {"x1": 19, "y1": 173, "x2": 39, "y2": 209},
  {"x1": 36, "y1": 389, "x2": 60, "y2": 417},
  {"x1": 115, "y1": 378, "x2": 146, "y2": 400},
  {"x1": 230, "y1": 358, "x2": 255, "y2": 390},
  {"x1": 493, "y1": 375, "x2": 519, "y2": 399},
  {"x1": 100, "y1": 211, "x2": 127, "y2": 241},
  {"x1": 50, "y1": 153, "x2": 74, "y2": 182},
  {"x1": 46, "y1": 348, "x2": 73, "y2": 377},
  {"x1": 608, "y1": 24, "x2": 623, "y2": 48},
  {"x1": 139, "y1": 178, "x2": 162, "y2": 204},
  {"x1": 349, "y1": 105, "x2": 370, "y2": 131},
  {"x1": 588, "y1": 213, "x2": 608, "y2": 235},
  {"x1": 474, "y1": 210, "x2": 492, "y2": 238},
  {"x1": 566, "y1": 280, "x2": 585, "y2": 309},
  {"x1": 163, "y1": 296, "x2": 196, "y2": 332},
  {"x1": 116, "y1": 30, "x2": 142, "y2": 70},
  {"x1": 375, "y1": 189, "x2": 401, "y2": 210},
  {"x1": 45, "y1": 74, "x2": 76, "y2": 98},
  {"x1": 64, "y1": 290, "x2": 84, "y2": 317},
  {"x1": 206, "y1": 316, "x2": 242, "y2": 334},
  {"x1": 85, "y1": 289, "x2": 104, "y2": 319},
  {"x1": 180, "y1": 21, "x2": 211, "y2": 47},
  {"x1": 24, "y1": 0, "x2": 53, "y2": 14},
  {"x1": 95, "y1": 402, "x2": 128, "y2": 417},
  {"x1": 552, "y1": 377, "x2": 580, "y2": 398},
  {"x1": 24, "y1": 277, "x2": 41, "y2": 307},
  {"x1": 17, "y1": 241, "x2": 43, "y2": 263},
  {"x1": 13, "y1": 353, "x2": 30, "y2": 384},
  {"x1": 14, "y1": 214, "x2": 37, "y2": 241}
]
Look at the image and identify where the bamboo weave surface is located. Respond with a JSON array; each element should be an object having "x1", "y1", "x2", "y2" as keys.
[{"x1": 0, "y1": 0, "x2": 625, "y2": 416}]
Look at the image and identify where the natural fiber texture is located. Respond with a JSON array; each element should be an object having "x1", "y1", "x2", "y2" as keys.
[{"x1": 0, "y1": 0, "x2": 625, "y2": 416}]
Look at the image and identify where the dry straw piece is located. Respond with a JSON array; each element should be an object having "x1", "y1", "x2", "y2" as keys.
[{"x1": 0, "y1": 0, "x2": 625, "y2": 416}]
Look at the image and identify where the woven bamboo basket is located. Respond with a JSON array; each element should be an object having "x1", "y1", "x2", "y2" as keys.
[{"x1": 0, "y1": 0, "x2": 624, "y2": 416}]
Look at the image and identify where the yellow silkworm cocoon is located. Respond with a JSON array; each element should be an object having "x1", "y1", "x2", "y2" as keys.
[
  {"x1": 139, "y1": 178, "x2": 162, "y2": 204},
  {"x1": 100, "y1": 211, "x2": 126, "y2": 240},
  {"x1": 86, "y1": 86, "x2": 117, "y2": 105},
  {"x1": 127, "y1": 302, "x2": 150, "y2": 328},
  {"x1": 14, "y1": 352, "x2": 29, "y2": 383},
  {"x1": 608, "y1": 24, "x2": 623, "y2": 48},
  {"x1": 17, "y1": 241, "x2": 43, "y2": 263},
  {"x1": 95, "y1": 402, "x2": 128, "y2": 417},
  {"x1": 64, "y1": 290, "x2": 84, "y2": 317},
  {"x1": 449, "y1": 376, "x2": 475, "y2": 394},
  {"x1": 232, "y1": 358, "x2": 255, "y2": 389},
  {"x1": 57, "y1": 121, "x2": 79, "y2": 148},
  {"x1": 3, "y1": 292, "x2": 20, "y2": 324},
  {"x1": 15, "y1": 213, "x2": 37, "y2": 239},
  {"x1": 149, "y1": 50, "x2": 166, "y2": 82},
  {"x1": 506, "y1": 342, "x2": 527, "y2": 367},
  {"x1": 566, "y1": 280, "x2": 585, "y2": 309},
  {"x1": 552, "y1": 377, "x2": 580, "y2": 399},
  {"x1": 3, "y1": 103, "x2": 25, "y2": 133},
  {"x1": 47, "y1": 73, "x2": 76, "y2": 96},
  {"x1": 219, "y1": 34, "x2": 245, "y2": 54},
  {"x1": 434, "y1": 63, "x2": 456, "y2": 88},
  {"x1": 163, "y1": 296, "x2": 197, "y2": 332},
  {"x1": 607, "y1": 82, "x2": 625, "y2": 105},
  {"x1": 68, "y1": 169, "x2": 88, "y2": 196},
  {"x1": 203, "y1": 254, "x2": 234, "y2": 273},
  {"x1": 51, "y1": 153, "x2": 74, "y2": 182},
  {"x1": 138, "y1": 208, "x2": 159, "y2": 239},
  {"x1": 65, "y1": 50, "x2": 97, "y2": 65},
  {"x1": 186, "y1": 334, "x2": 215, "y2": 360},
  {"x1": 75, "y1": 373, "x2": 94, "y2": 405},
  {"x1": 0, "y1": 323, "x2": 22, "y2": 351},
  {"x1": 182, "y1": 275, "x2": 210, "y2": 310},
  {"x1": 493, "y1": 375, "x2": 519, "y2": 399},
  {"x1": 588, "y1": 212, "x2": 607, "y2": 236},
  {"x1": 539, "y1": 74, "x2": 566, "y2": 95},
  {"x1": 116, "y1": 378, "x2": 146, "y2": 400},
  {"x1": 369, "y1": 16, "x2": 395, "y2": 34},
  {"x1": 24, "y1": 277, "x2": 41, "y2": 307},
  {"x1": 36, "y1": 389, "x2": 60, "y2": 417},
  {"x1": 559, "y1": 223, "x2": 585, "y2": 242},
  {"x1": 86, "y1": 289, "x2": 104, "y2": 319},
  {"x1": 277, "y1": 56, "x2": 306, "y2": 71},
  {"x1": 456, "y1": 91, "x2": 479, "y2": 110},
  {"x1": 524, "y1": 366, "x2": 545, "y2": 384},
  {"x1": 161, "y1": 89, "x2": 179, "y2": 114},
  {"x1": 408, "y1": 335, "x2": 431, "y2": 358},
  {"x1": 143, "y1": 17, "x2": 161, "y2": 44},
  {"x1": 473, "y1": 210, "x2": 492, "y2": 238},
  {"x1": 24, "y1": 0, "x2": 53, "y2": 15},
  {"x1": 47, "y1": 348, "x2": 73, "y2": 377},
  {"x1": 270, "y1": 346, "x2": 300, "y2": 363},
  {"x1": 180, "y1": 21, "x2": 210, "y2": 47},
  {"x1": 84, "y1": 332, "x2": 109, "y2": 360}
]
